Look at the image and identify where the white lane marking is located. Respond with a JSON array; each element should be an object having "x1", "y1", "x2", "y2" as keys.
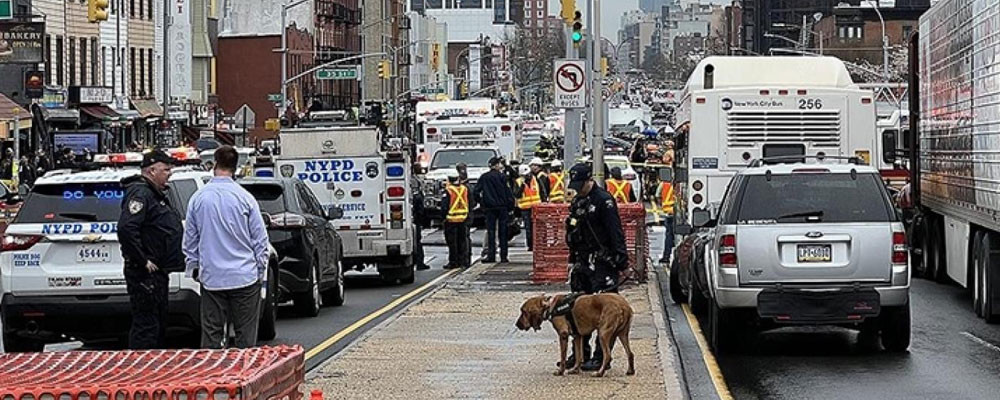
[{"x1": 961, "y1": 331, "x2": 1000, "y2": 353}]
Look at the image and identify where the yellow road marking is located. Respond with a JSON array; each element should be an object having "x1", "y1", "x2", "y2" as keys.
[
  {"x1": 305, "y1": 269, "x2": 460, "y2": 360},
  {"x1": 681, "y1": 304, "x2": 734, "y2": 400}
]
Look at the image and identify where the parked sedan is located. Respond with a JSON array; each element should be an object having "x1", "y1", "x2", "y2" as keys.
[{"x1": 240, "y1": 177, "x2": 345, "y2": 317}]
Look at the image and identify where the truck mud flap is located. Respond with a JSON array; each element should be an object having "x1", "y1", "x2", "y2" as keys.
[{"x1": 757, "y1": 288, "x2": 880, "y2": 323}]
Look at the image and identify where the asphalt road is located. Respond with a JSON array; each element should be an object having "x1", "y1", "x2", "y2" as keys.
[
  {"x1": 712, "y1": 277, "x2": 1000, "y2": 399},
  {"x1": 269, "y1": 227, "x2": 492, "y2": 371}
]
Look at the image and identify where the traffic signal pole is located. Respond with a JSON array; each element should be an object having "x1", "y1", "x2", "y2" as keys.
[{"x1": 563, "y1": 23, "x2": 582, "y2": 170}]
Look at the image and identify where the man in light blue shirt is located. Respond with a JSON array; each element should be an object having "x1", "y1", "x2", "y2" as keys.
[{"x1": 183, "y1": 146, "x2": 269, "y2": 348}]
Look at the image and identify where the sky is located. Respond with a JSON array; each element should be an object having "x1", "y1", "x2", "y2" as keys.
[{"x1": 548, "y1": 0, "x2": 640, "y2": 38}]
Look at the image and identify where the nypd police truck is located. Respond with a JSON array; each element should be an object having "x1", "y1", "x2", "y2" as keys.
[{"x1": 269, "y1": 126, "x2": 417, "y2": 284}]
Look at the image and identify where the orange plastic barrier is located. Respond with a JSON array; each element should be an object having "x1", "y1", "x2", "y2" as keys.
[
  {"x1": 531, "y1": 202, "x2": 649, "y2": 284},
  {"x1": 0, "y1": 345, "x2": 304, "y2": 400}
]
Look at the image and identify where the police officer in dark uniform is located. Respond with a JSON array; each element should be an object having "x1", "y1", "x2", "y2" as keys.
[
  {"x1": 564, "y1": 162, "x2": 629, "y2": 370},
  {"x1": 118, "y1": 150, "x2": 186, "y2": 349}
]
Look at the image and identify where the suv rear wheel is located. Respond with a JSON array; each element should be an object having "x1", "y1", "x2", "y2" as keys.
[
  {"x1": 322, "y1": 259, "x2": 346, "y2": 307},
  {"x1": 669, "y1": 259, "x2": 686, "y2": 304},
  {"x1": 879, "y1": 304, "x2": 911, "y2": 352},
  {"x1": 709, "y1": 300, "x2": 739, "y2": 354},
  {"x1": 293, "y1": 256, "x2": 323, "y2": 317}
]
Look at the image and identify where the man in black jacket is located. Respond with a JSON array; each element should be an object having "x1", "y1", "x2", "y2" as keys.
[
  {"x1": 117, "y1": 150, "x2": 185, "y2": 349},
  {"x1": 474, "y1": 157, "x2": 515, "y2": 263}
]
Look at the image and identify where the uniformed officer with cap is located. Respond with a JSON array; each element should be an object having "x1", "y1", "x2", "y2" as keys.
[
  {"x1": 564, "y1": 162, "x2": 628, "y2": 370},
  {"x1": 118, "y1": 150, "x2": 186, "y2": 349},
  {"x1": 441, "y1": 170, "x2": 473, "y2": 269}
]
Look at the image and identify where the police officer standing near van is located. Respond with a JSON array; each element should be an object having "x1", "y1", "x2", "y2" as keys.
[
  {"x1": 565, "y1": 162, "x2": 628, "y2": 370},
  {"x1": 118, "y1": 150, "x2": 185, "y2": 349}
]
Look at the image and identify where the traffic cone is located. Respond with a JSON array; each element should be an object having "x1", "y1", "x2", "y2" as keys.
[{"x1": 310, "y1": 389, "x2": 323, "y2": 400}]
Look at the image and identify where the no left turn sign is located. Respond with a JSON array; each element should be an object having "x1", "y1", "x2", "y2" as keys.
[{"x1": 554, "y1": 59, "x2": 587, "y2": 108}]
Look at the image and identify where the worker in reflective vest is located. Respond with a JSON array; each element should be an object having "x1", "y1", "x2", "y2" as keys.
[
  {"x1": 605, "y1": 167, "x2": 636, "y2": 203},
  {"x1": 516, "y1": 164, "x2": 543, "y2": 251},
  {"x1": 658, "y1": 180, "x2": 676, "y2": 264},
  {"x1": 441, "y1": 172, "x2": 472, "y2": 269},
  {"x1": 548, "y1": 160, "x2": 567, "y2": 203}
]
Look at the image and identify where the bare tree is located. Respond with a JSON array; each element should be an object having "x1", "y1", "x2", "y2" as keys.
[{"x1": 503, "y1": 28, "x2": 566, "y2": 90}]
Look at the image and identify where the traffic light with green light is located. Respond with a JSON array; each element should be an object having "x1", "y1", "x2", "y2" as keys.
[
  {"x1": 88, "y1": 0, "x2": 109, "y2": 22},
  {"x1": 572, "y1": 11, "x2": 583, "y2": 45}
]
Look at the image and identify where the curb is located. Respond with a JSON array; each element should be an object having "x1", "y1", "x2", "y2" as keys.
[{"x1": 647, "y1": 264, "x2": 689, "y2": 399}]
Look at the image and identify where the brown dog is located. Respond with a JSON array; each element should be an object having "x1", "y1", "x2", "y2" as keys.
[{"x1": 516, "y1": 293, "x2": 635, "y2": 377}]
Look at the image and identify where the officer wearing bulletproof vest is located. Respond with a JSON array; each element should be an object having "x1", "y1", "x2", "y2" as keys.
[
  {"x1": 118, "y1": 150, "x2": 186, "y2": 349},
  {"x1": 564, "y1": 162, "x2": 629, "y2": 370}
]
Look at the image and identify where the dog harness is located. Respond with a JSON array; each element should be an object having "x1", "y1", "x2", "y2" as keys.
[{"x1": 543, "y1": 293, "x2": 584, "y2": 336}]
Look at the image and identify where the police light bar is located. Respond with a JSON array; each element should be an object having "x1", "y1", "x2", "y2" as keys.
[{"x1": 93, "y1": 153, "x2": 144, "y2": 164}]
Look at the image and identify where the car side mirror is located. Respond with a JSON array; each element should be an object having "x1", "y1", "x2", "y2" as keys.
[
  {"x1": 658, "y1": 167, "x2": 673, "y2": 182},
  {"x1": 5, "y1": 194, "x2": 21, "y2": 206},
  {"x1": 261, "y1": 212, "x2": 273, "y2": 228},
  {"x1": 326, "y1": 205, "x2": 345, "y2": 220},
  {"x1": 692, "y1": 209, "x2": 715, "y2": 228},
  {"x1": 882, "y1": 130, "x2": 898, "y2": 164}
]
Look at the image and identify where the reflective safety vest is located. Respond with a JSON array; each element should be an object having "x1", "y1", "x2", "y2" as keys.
[
  {"x1": 549, "y1": 172, "x2": 566, "y2": 203},
  {"x1": 660, "y1": 182, "x2": 675, "y2": 215},
  {"x1": 446, "y1": 183, "x2": 469, "y2": 223},
  {"x1": 606, "y1": 179, "x2": 633, "y2": 203},
  {"x1": 516, "y1": 176, "x2": 542, "y2": 210}
]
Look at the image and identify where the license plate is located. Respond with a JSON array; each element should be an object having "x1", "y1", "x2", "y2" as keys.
[
  {"x1": 797, "y1": 244, "x2": 832, "y2": 263},
  {"x1": 77, "y1": 244, "x2": 111, "y2": 263}
]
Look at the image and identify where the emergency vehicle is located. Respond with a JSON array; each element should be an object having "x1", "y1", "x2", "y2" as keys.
[
  {"x1": 421, "y1": 117, "x2": 520, "y2": 164},
  {"x1": 414, "y1": 98, "x2": 502, "y2": 166},
  {"x1": 422, "y1": 140, "x2": 501, "y2": 222},
  {"x1": 672, "y1": 56, "x2": 879, "y2": 232},
  {"x1": 269, "y1": 126, "x2": 417, "y2": 284},
  {"x1": 0, "y1": 163, "x2": 280, "y2": 351}
]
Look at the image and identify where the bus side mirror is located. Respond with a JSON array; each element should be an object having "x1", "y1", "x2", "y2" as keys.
[
  {"x1": 882, "y1": 130, "x2": 898, "y2": 164},
  {"x1": 658, "y1": 168, "x2": 673, "y2": 182}
]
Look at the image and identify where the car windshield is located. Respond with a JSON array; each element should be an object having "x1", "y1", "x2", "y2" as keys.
[
  {"x1": 241, "y1": 183, "x2": 287, "y2": 214},
  {"x1": 733, "y1": 173, "x2": 894, "y2": 223},
  {"x1": 15, "y1": 182, "x2": 127, "y2": 223},
  {"x1": 522, "y1": 136, "x2": 541, "y2": 152},
  {"x1": 431, "y1": 149, "x2": 495, "y2": 169}
]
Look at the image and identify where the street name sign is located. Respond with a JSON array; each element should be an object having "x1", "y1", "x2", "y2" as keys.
[
  {"x1": 554, "y1": 59, "x2": 586, "y2": 108},
  {"x1": 316, "y1": 67, "x2": 359, "y2": 80}
]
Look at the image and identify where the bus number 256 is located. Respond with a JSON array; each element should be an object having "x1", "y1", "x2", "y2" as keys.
[{"x1": 798, "y1": 99, "x2": 824, "y2": 110}]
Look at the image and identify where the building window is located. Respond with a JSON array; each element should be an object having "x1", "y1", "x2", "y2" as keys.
[
  {"x1": 130, "y1": 47, "x2": 136, "y2": 97},
  {"x1": 148, "y1": 0, "x2": 153, "y2": 19},
  {"x1": 45, "y1": 35, "x2": 51, "y2": 83},
  {"x1": 80, "y1": 38, "x2": 87, "y2": 86},
  {"x1": 139, "y1": 49, "x2": 144, "y2": 96},
  {"x1": 91, "y1": 38, "x2": 99, "y2": 86},
  {"x1": 537, "y1": 1, "x2": 543, "y2": 8},
  {"x1": 101, "y1": 47, "x2": 107, "y2": 86},
  {"x1": 130, "y1": 0, "x2": 135, "y2": 17},
  {"x1": 525, "y1": 19, "x2": 531, "y2": 26},
  {"x1": 56, "y1": 36, "x2": 64, "y2": 86},
  {"x1": 148, "y1": 49, "x2": 154, "y2": 96},
  {"x1": 69, "y1": 37, "x2": 75, "y2": 86}
]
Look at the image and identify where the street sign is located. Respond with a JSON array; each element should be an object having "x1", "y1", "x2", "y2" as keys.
[
  {"x1": 316, "y1": 67, "x2": 359, "y2": 80},
  {"x1": 0, "y1": 0, "x2": 11, "y2": 19},
  {"x1": 554, "y1": 59, "x2": 586, "y2": 108},
  {"x1": 233, "y1": 104, "x2": 255, "y2": 130},
  {"x1": 267, "y1": 93, "x2": 283, "y2": 103}
]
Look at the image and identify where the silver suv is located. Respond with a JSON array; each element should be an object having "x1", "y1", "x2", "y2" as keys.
[{"x1": 688, "y1": 158, "x2": 910, "y2": 353}]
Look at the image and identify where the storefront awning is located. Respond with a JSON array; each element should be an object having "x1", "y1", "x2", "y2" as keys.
[
  {"x1": 131, "y1": 99, "x2": 163, "y2": 118},
  {"x1": 80, "y1": 105, "x2": 121, "y2": 122},
  {"x1": 40, "y1": 107, "x2": 80, "y2": 123},
  {"x1": 0, "y1": 93, "x2": 30, "y2": 123}
]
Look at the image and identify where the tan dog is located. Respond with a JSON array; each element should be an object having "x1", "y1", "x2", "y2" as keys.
[{"x1": 516, "y1": 293, "x2": 635, "y2": 377}]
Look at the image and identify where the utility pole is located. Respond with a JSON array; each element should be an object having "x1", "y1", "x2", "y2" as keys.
[
  {"x1": 562, "y1": 25, "x2": 581, "y2": 169},
  {"x1": 590, "y1": 0, "x2": 604, "y2": 183}
]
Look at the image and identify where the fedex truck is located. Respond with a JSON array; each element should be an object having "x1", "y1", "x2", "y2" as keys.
[
  {"x1": 673, "y1": 56, "x2": 879, "y2": 232},
  {"x1": 272, "y1": 126, "x2": 416, "y2": 284}
]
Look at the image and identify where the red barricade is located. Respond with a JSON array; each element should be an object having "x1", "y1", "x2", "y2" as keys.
[
  {"x1": 532, "y1": 202, "x2": 649, "y2": 284},
  {"x1": 0, "y1": 345, "x2": 304, "y2": 400}
]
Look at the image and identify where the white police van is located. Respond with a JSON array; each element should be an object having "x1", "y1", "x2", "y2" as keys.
[{"x1": 0, "y1": 165, "x2": 279, "y2": 351}]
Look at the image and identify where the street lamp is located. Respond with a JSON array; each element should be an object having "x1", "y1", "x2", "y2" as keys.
[{"x1": 837, "y1": 1, "x2": 889, "y2": 80}]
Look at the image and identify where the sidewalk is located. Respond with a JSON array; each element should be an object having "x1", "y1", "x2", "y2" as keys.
[{"x1": 307, "y1": 251, "x2": 685, "y2": 399}]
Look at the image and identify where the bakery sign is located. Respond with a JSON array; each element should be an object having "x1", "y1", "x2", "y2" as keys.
[{"x1": 0, "y1": 22, "x2": 44, "y2": 64}]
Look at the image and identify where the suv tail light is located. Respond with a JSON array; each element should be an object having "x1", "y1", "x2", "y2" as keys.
[
  {"x1": 719, "y1": 234, "x2": 737, "y2": 268},
  {"x1": 2, "y1": 234, "x2": 43, "y2": 252},
  {"x1": 892, "y1": 231, "x2": 907, "y2": 265},
  {"x1": 270, "y1": 213, "x2": 307, "y2": 228}
]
